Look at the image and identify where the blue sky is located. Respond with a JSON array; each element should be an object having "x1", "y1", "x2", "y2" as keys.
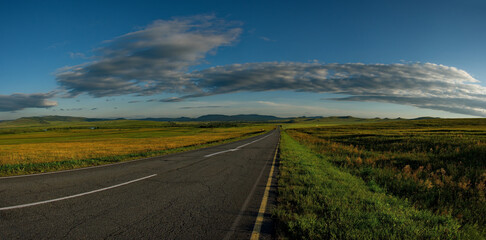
[{"x1": 1, "y1": 0, "x2": 485, "y2": 120}]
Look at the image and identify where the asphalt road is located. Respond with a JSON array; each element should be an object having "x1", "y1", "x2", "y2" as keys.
[{"x1": 0, "y1": 129, "x2": 280, "y2": 239}]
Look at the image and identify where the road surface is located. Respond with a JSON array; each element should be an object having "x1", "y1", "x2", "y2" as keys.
[{"x1": 0, "y1": 129, "x2": 280, "y2": 239}]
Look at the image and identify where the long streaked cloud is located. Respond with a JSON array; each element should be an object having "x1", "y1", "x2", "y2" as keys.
[
  {"x1": 192, "y1": 62, "x2": 480, "y2": 95},
  {"x1": 56, "y1": 15, "x2": 241, "y2": 97},
  {"x1": 183, "y1": 62, "x2": 485, "y2": 116},
  {"x1": 256, "y1": 101, "x2": 339, "y2": 114},
  {"x1": 179, "y1": 105, "x2": 226, "y2": 109},
  {"x1": 332, "y1": 96, "x2": 486, "y2": 117},
  {"x1": 51, "y1": 16, "x2": 486, "y2": 116},
  {"x1": 0, "y1": 93, "x2": 58, "y2": 112}
]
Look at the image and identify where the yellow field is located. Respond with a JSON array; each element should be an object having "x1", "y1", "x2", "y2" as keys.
[{"x1": 0, "y1": 125, "x2": 272, "y2": 165}]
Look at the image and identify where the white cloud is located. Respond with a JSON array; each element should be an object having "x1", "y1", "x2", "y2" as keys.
[
  {"x1": 50, "y1": 15, "x2": 486, "y2": 117},
  {"x1": 68, "y1": 52, "x2": 87, "y2": 59},
  {"x1": 0, "y1": 93, "x2": 57, "y2": 112},
  {"x1": 187, "y1": 62, "x2": 486, "y2": 116},
  {"x1": 56, "y1": 15, "x2": 242, "y2": 97},
  {"x1": 256, "y1": 101, "x2": 330, "y2": 113},
  {"x1": 259, "y1": 36, "x2": 275, "y2": 42}
]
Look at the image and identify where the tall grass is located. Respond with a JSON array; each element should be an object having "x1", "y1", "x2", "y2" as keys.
[
  {"x1": 1, "y1": 132, "x2": 244, "y2": 165},
  {"x1": 275, "y1": 131, "x2": 480, "y2": 239},
  {"x1": 0, "y1": 122, "x2": 273, "y2": 176},
  {"x1": 286, "y1": 118, "x2": 486, "y2": 237}
]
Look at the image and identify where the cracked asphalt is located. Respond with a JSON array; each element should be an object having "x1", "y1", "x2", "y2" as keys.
[{"x1": 0, "y1": 129, "x2": 279, "y2": 239}]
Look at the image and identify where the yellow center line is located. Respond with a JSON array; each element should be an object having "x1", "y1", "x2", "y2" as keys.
[{"x1": 250, "y1": 141, "x2": 279, "y2": 240}]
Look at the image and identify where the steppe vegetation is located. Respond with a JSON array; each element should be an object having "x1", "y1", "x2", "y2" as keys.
[
  {"x1": 276, "y1": 118, "x2": 485, "y2": 239},
  {"x1": 0, "y1": 117, "x2": 272, "y2": 176}
]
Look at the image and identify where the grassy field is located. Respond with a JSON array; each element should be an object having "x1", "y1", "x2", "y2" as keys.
[
  {"x1": 275, "y1": 132, "x2": 479, "y2": 239},
  {"x1": 0, "y1": 119, "x2": 273, "y2": 176},
  {"x1": 278, "y1": 118, "x2": 485, "y2": 239},
  {"x1": 280, "y1": 116, "x2": 395, "y2": 129}
]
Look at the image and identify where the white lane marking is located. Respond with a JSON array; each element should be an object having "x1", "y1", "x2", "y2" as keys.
[
  {"x1": 0, "y1": 174, "x2": 157, "y2": 211},
  {"x1": 204, "y1": 133, "x2": 273, "y2": 158}
]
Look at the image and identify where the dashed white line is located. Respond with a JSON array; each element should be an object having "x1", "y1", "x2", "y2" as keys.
[
  {"x1": 204, "y1": 133, "x2": 273, "y2": 158},
  {"x1": 0, "y1": 174, "x2": 157, "y2": 211}
]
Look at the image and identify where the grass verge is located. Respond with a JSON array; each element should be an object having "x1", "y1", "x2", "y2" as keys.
[
  {"x1": 287, "y1": 118, "x2": 486, "y2": 236},
  {"x1": 274, "y1": 131, "x2": 481, "y2": 239}
]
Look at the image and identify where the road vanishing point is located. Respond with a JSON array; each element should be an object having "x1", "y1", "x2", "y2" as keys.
[{"x1": 0, "y1": 129, "x2": 280, "y2": 239}]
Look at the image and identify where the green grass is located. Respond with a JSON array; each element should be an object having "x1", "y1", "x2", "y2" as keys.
[
  {"x1": 275, "y1": 131, "x2": 482, "y2": 239},
  {"x1": 280, "y1": 116, "x2": 395, "y2": 129},
  {"x1": 287, "y1": 118, "x2": 486, "y2": 236}
]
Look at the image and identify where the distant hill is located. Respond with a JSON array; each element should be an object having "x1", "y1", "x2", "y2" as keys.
[
  {"x1": 86, "y1": 117, "x2": 127, "y2": 122},
  {"x1": 137, "y1": 117, "x2": 195, "y2": 122},
  {"x1": 22, "y1": 116, "x2": 87, "y2": 122},
  {"x1": 138, "y1": 114, "x2": 284, "y2": 122},
  {"x1": 197, "y1": 114, "x2": 282, "y2": 121},
  {"x1": 412, "y1": 117, "x2": 441, "y2": 120},
  {"x1": 5, "y1": 116, "x2": 87, "y2": 125},
  {"x1": 0, "y1": 114, "x2": 286, "y2": 126},
  {"x1": 1, "y1": 114, "x2": 420, "y2": 126}
]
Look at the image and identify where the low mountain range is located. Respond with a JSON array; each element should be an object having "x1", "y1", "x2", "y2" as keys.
[{"x1": 0, "y1": 114, "x2": 433, "y2": 126}]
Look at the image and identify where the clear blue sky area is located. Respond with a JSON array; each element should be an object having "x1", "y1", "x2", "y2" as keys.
[{"x1": 1, "y1": 0, "x2": 485, "y2": 119}]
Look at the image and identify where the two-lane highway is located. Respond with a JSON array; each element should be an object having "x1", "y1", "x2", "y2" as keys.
[{"x1": 0, "y1": 128, "x2": 280, "y2": 239}]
